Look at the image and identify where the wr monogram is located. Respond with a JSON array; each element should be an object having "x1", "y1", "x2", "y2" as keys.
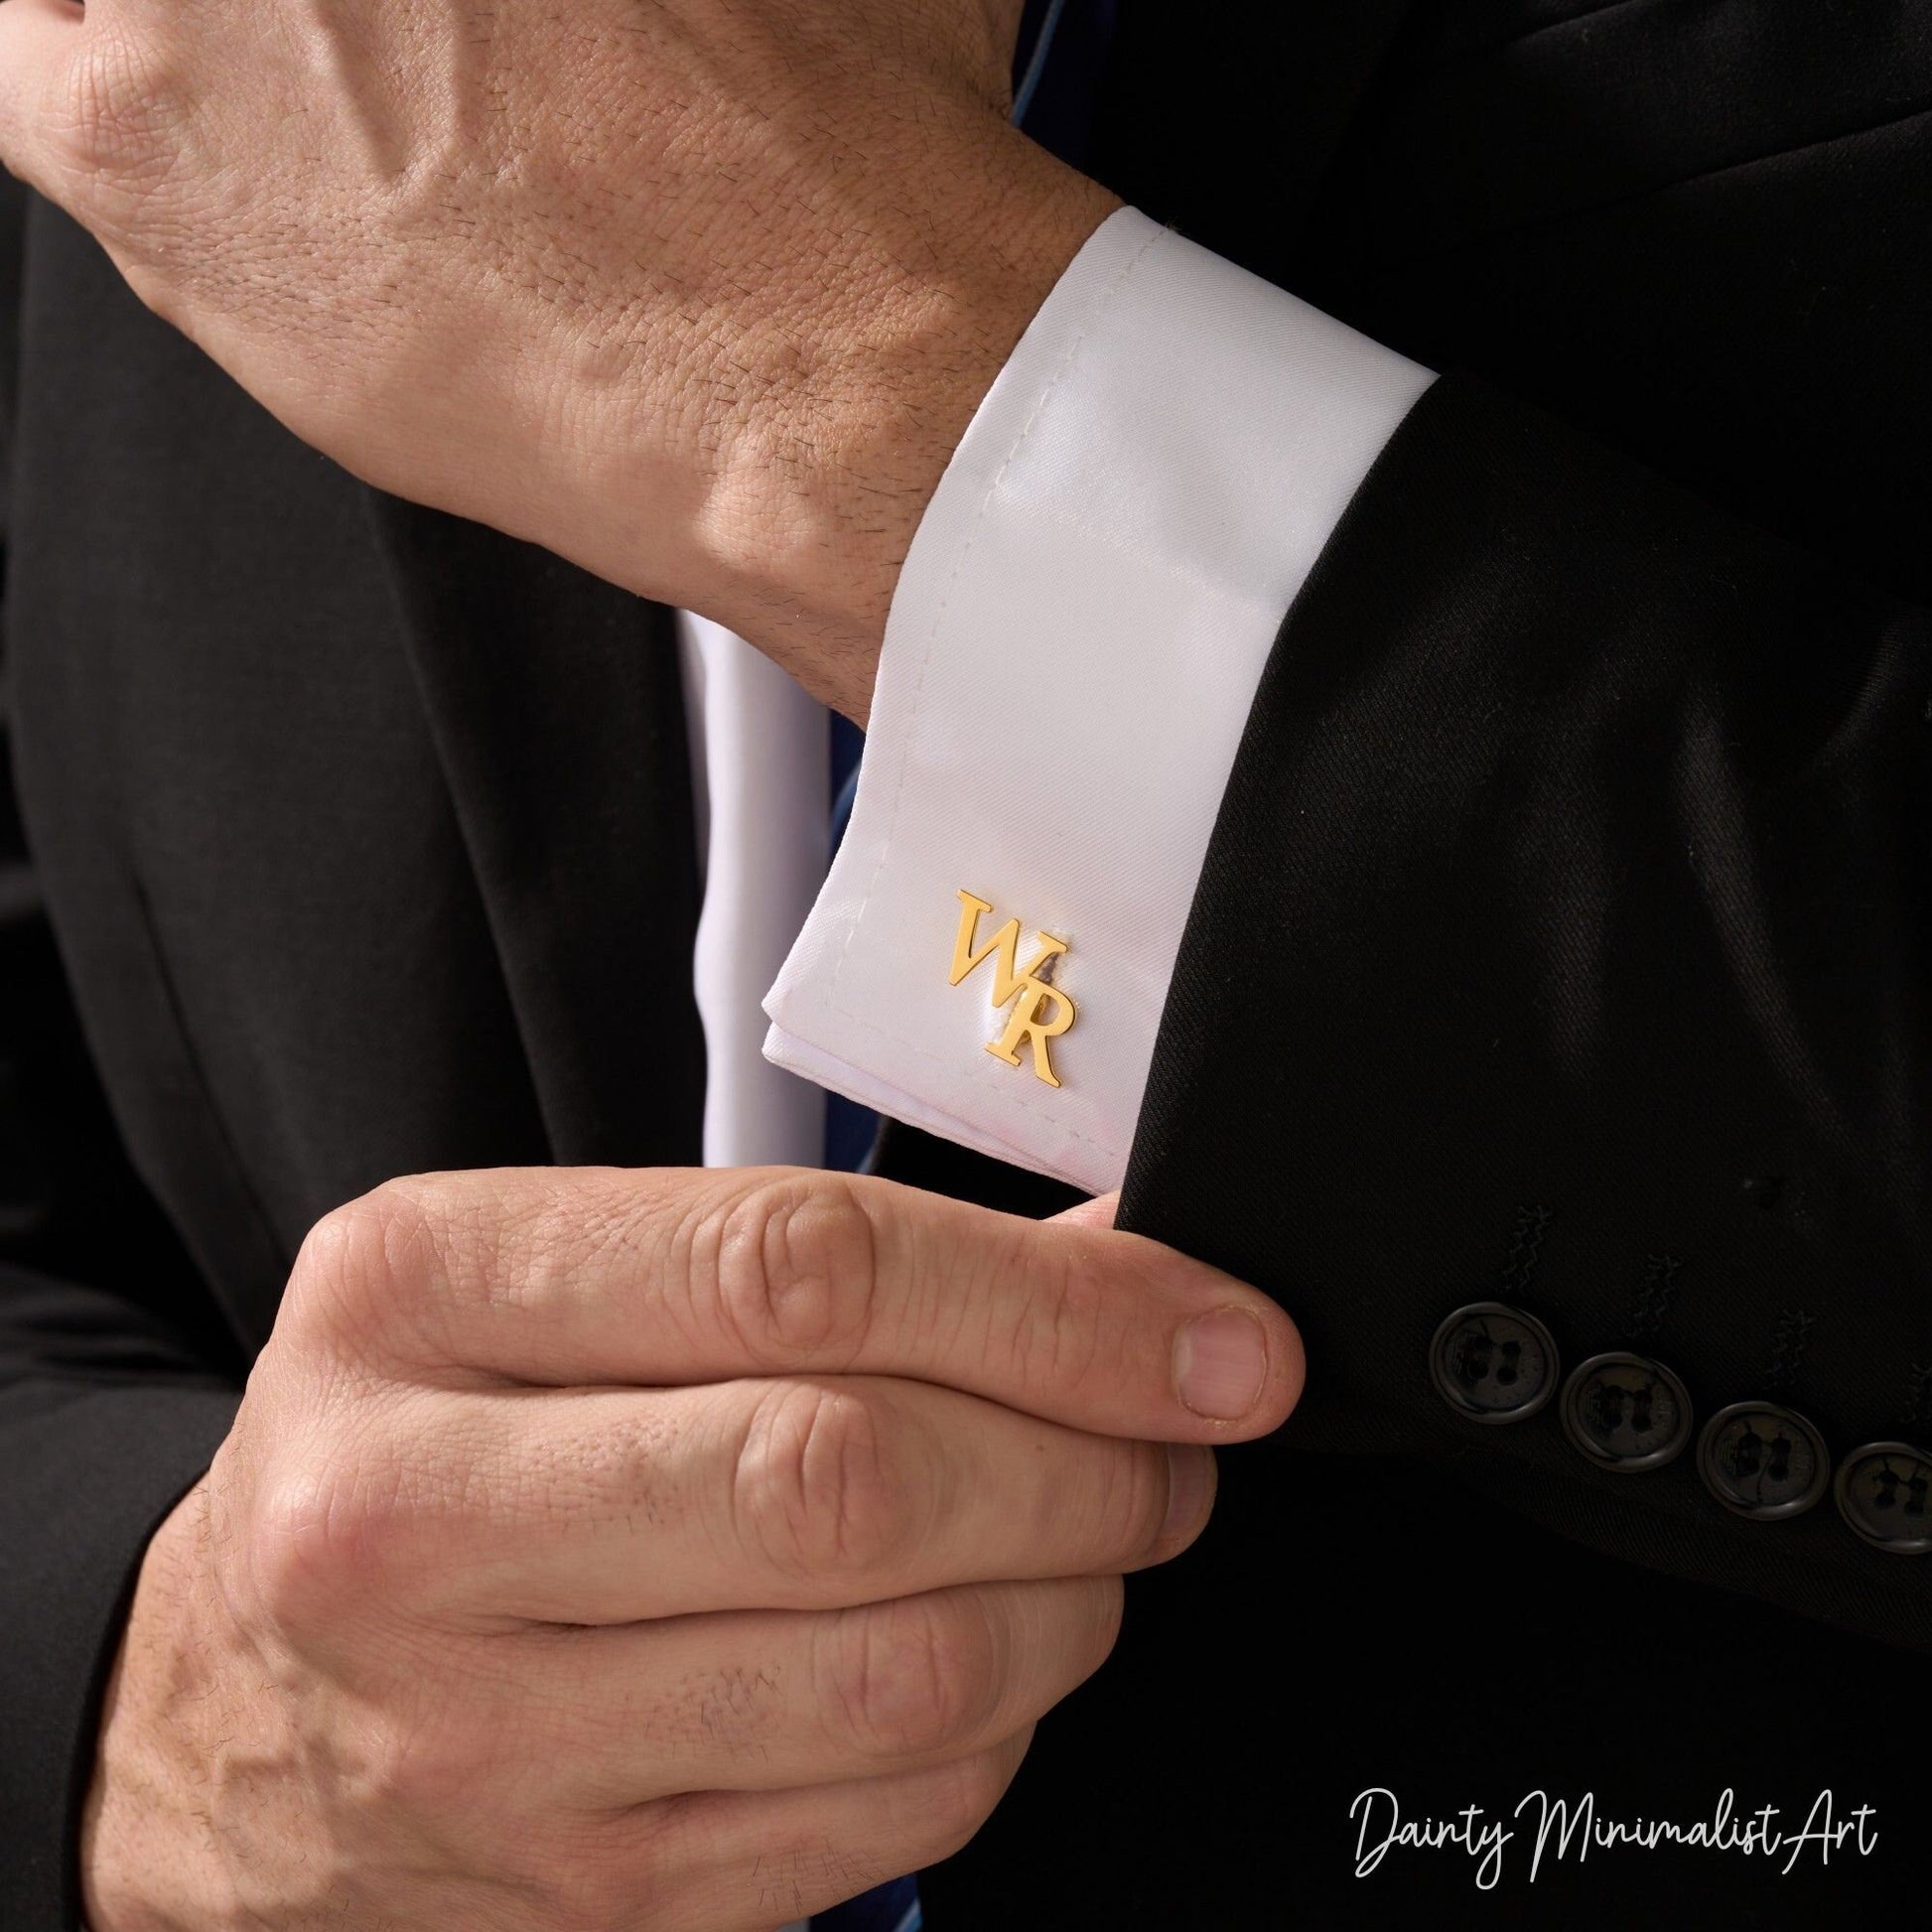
[{"x1": 948, "y1": 891, "x2": 1076, "y2": 1087}]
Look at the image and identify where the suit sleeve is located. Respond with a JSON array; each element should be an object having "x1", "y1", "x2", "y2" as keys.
[
  {"x1": 0, "y1": 174, "x2": 244, "y2": 1932},
  {"x1": 1120, "y1": 369, "x2": 1932, "y2": 1650},
  {"x1": 765, "y1": 202, "x2": 1929, "y2": 1649}
]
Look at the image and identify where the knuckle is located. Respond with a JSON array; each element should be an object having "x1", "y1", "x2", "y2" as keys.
[
  {"x1": 566, "y1": 1807, "x2": 699, "y2": 1930},
  {"x1": 825, "y1": 1592, "x2": 1006, "y2": 1763},
  {"x1": 48, "y1": 29, "x2": 183, "y2": 190},
  {"x1": 286, "y1": 1182, "x2": 441, "y2": 1350},
  {"x1": 1008, "y1": 1239, "x2": 1115, "y2": 1401},
  {"x1": 238, "y1": 1440, "x2": 413, "y2": 1635},
  {"x1": 238, "y1": 1461, "x2": 360, "y2": 1634},
  {"x1": 904, "y1": 1746, "x2": 1017, "y2": 1860},
  {"x1": 733, "y1": 1380, "x2": 913, "y2": 1583},
  {"x1": 1084, "y1": 1573, "x2": 1128, "y2": 1667},
  {"x1": 1037, "y1": 1574, "x2": 1128, "y2": 1697},
  {"x1": 1092, "y1": 1440, "x2": 1174, "y2": 1563},
  {"x1": 367, "y1": 1699, "x2": 634, "y2": 1910},
  {"x1": 713, "y1": 1176, "x2": 880, "y2": 1368},
  {"x1": 549, "y1": 1858, "x2": 670, "y2": 1932}
]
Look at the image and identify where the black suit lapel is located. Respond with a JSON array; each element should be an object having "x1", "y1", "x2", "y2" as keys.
[{"x1": 365, "y1": 497, "x2": 706, "y2": 1170}]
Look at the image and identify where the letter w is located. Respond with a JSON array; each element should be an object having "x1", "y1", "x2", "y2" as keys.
[{"x1": 950, "y1": 892, "x2": 1066, "y2": 1005}]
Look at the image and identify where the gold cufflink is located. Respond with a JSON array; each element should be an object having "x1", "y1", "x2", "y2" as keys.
[{"x1": 948, "y1": 890, "x2": 1076, "y2": 1087}]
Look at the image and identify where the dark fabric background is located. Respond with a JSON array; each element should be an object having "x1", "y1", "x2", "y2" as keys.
[{"x1": 5, "y1": 0, "x2": 1932, "y2": 1925}]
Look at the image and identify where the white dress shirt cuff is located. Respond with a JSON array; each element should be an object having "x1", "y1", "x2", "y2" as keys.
[{"x1": 763, "y1": 207, "x2": 1434, "y2": 1192}]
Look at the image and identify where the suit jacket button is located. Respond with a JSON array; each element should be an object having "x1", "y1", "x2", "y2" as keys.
[
  {"x1": 1833, "y1": 1442, "x2": 1932, "y2": 1555},
  {"x1": 1429, "y1": 1302, "x2": 1560, "y2": 1424},
  {"x1": 1696, "y1": 1401, "x2": 1830, "y2": 1520},
  {"x1": 1560, "y1": 1351, "x2": 1694, "y2": 1471}
]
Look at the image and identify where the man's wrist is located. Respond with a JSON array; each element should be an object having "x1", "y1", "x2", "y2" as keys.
[{"x1": 687, "y1": 130, "x2": 1121, "y2": 721}]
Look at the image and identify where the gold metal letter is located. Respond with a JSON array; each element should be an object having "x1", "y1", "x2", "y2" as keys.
[
  {"x1": 949, "y1": 890, "x2": 1076, "y2": 1087},
  {"x1": 988, "y1": 982, "x2": 1077, "y2": 1087}
]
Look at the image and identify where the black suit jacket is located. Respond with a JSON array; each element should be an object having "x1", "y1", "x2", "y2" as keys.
[{"x1": 3, "y1": 3, "x2": 1928, "y2": 1926}]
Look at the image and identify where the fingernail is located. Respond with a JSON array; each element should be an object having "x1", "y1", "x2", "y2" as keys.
[
  {"x1": 1162, "y1": 1444, "x2": 1216, "y2": 1543},
  {"x1": 1173, "y1": 1308, "x2": 1268, "y2": 1420}
]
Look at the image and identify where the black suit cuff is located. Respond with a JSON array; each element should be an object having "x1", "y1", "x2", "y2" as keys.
[{"x1": 0, "y1": 1383, "x2": 239, "y2": 1932}]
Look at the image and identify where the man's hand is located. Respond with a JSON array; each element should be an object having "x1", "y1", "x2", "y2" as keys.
[
  {"x1": 0, "y1": 0, "x2": 1117, "y2": 718},
  {"x1": 82, "y1": 1169, "x2": 1301, "y2": 1931}
]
